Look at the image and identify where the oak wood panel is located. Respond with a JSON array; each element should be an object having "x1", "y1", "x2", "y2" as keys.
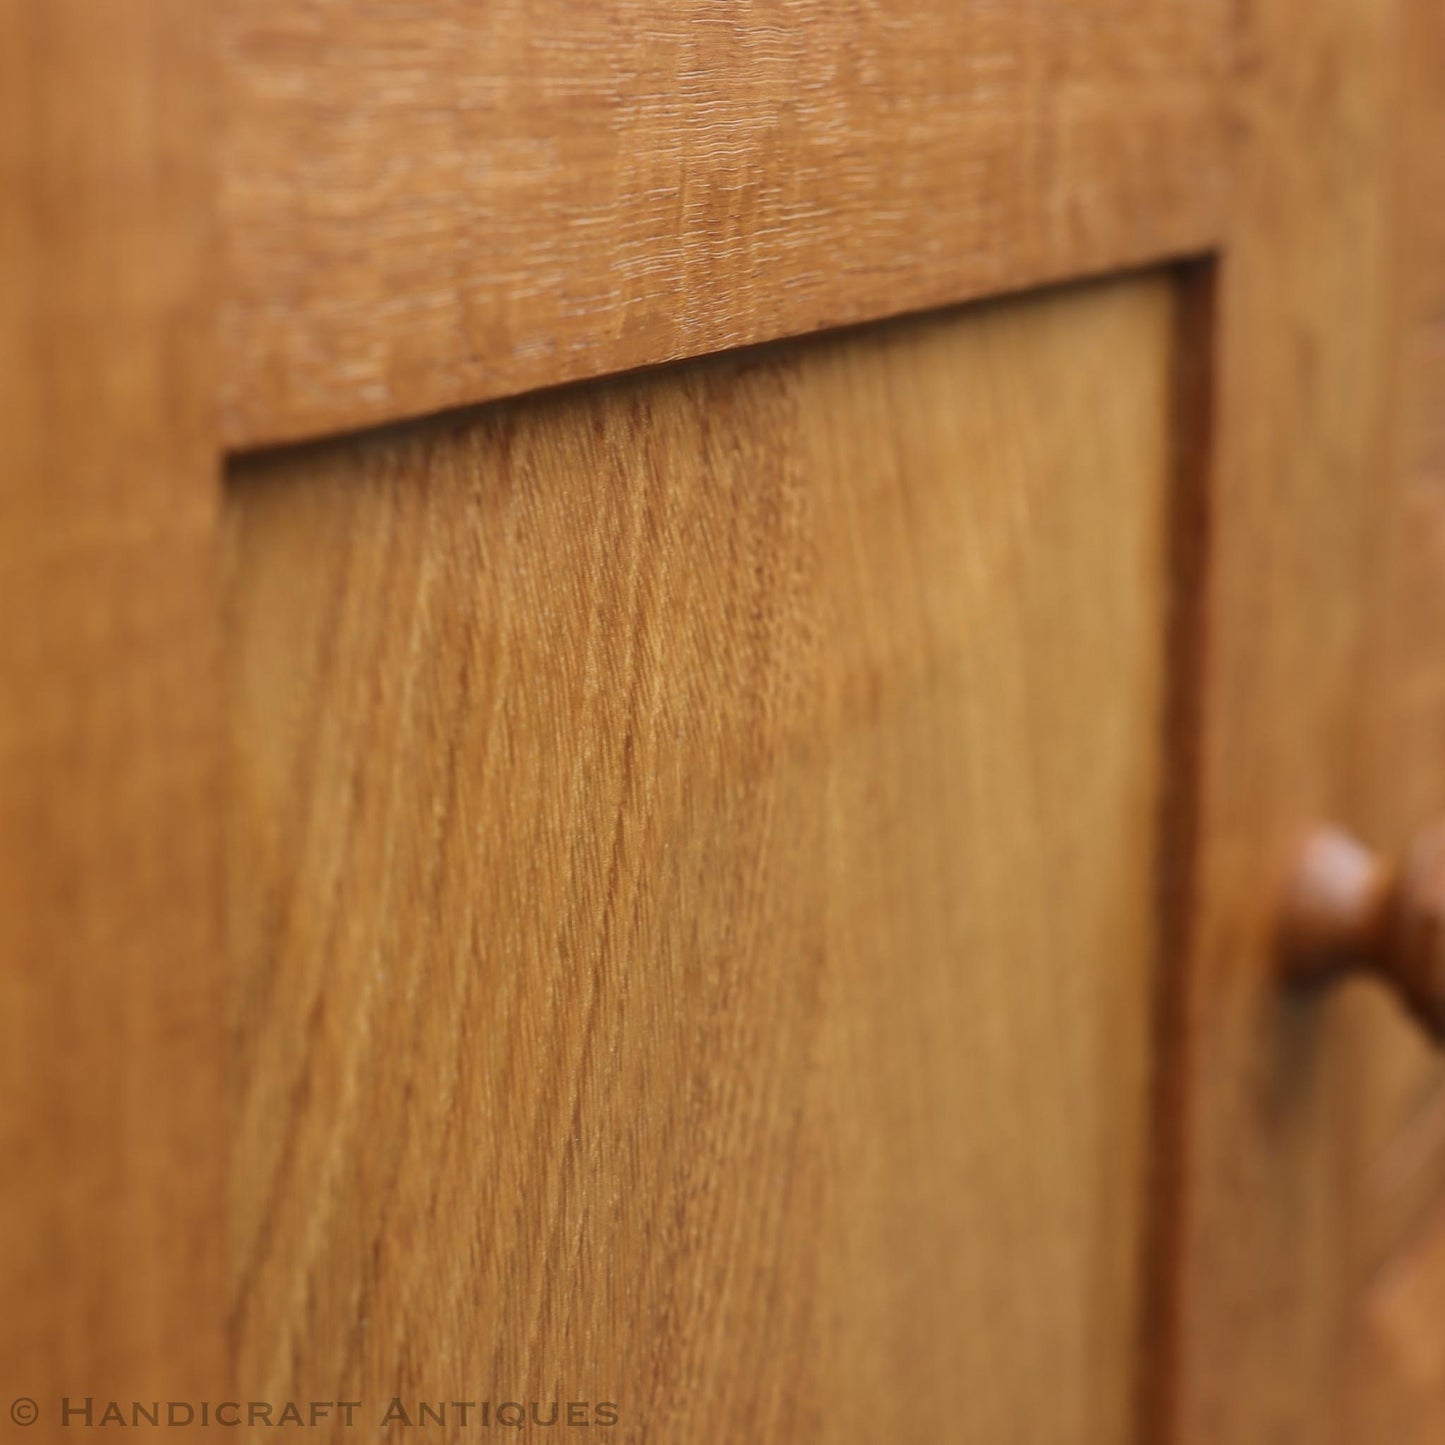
[
  {"x1": 0, "y1": 0, "x2": 223, "y2": 1419},
  {"x1": 225, "y1": 275, "x2": 1178, "y2": 1442},
  {"x1": 221, "y1": 0, "x2": 1225, "y2": 448},
  {"x1": 1339, "y1": 0, "x2": 1445, "y2": 1434},
  {"x1": 1357, "y1": 1192, "x2": 1445, "y2": 1440},
  {"x1": 1167, "y1": 0, "x2": 1445, "y2": 1439},
  {"x1": 1346, "y1": 0, "x2": 1445, "y2": 1277}
]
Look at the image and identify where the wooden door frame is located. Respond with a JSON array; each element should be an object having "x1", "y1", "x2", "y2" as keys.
[
  {"x1": 1, "y1": 0, "x2": 224, "y2": 1413},
  {"x1": 0, "y1": 0, "x2": 1425, "y2": 1438}
]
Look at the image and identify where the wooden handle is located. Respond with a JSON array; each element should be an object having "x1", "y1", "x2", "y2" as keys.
[{"x1": 1279, "y1": 822, "x2": 1445, "y2": 1041}]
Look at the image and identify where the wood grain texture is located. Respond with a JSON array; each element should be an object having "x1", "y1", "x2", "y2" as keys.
[
  {"x1": 225, "y1": 275, "x2": 1177, "y2": 1442},
  {"x1": 0, "y1": 0, "x2": 223, "y2": 1417},
  {"x1": 1346, "y1": 0, "x2": 1445, "y2": 1032},
  {"x1": 1357, "y1": 1192, "x2": 1445, "y2": 1440},
  {"x1": 1166, "y1": 0, "x2": 1445, "y2": 1439},
  {"x1": 220, "y1": 0, "x2": 1225, "y2": 448},
  {"x1": 1338, "y1": 0, "x2": 1445, "y2": 1434}
]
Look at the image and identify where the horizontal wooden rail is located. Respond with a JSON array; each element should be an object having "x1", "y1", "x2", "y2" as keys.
[{"x1": 223, "y1": 0, "x2": 1226, "y2": 447}]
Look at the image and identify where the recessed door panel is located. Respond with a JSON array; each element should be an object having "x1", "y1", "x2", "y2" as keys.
[{"x1": 224, "y1": 274, "x2": 1182, "y2": 1442}]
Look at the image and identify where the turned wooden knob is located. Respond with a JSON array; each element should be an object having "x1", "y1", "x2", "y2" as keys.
[{"x1": 1279, "y1": 822, "x2": 1445, "y2": 1041}]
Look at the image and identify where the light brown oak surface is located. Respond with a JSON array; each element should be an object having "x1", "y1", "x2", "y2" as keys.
[
  {"x1": 1340, "y1": 0, "x2": 1445, "y2": 1434},
  {"x1": 0, "y1": 0, "x2": 223, "y2": 1419},
  {"x1": 225, "y1": 275, "x2": 1178, "y2": 1441},
  {"x1": 220, "y1": 0, "x2": 1225, "y2": 447},
  {"x1": 1167, "y1": 0, "x2": 1445, "y2": 1440},
  {"x1": 6, "y1": 1, "x2": 1444, "y2": 1439}
]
